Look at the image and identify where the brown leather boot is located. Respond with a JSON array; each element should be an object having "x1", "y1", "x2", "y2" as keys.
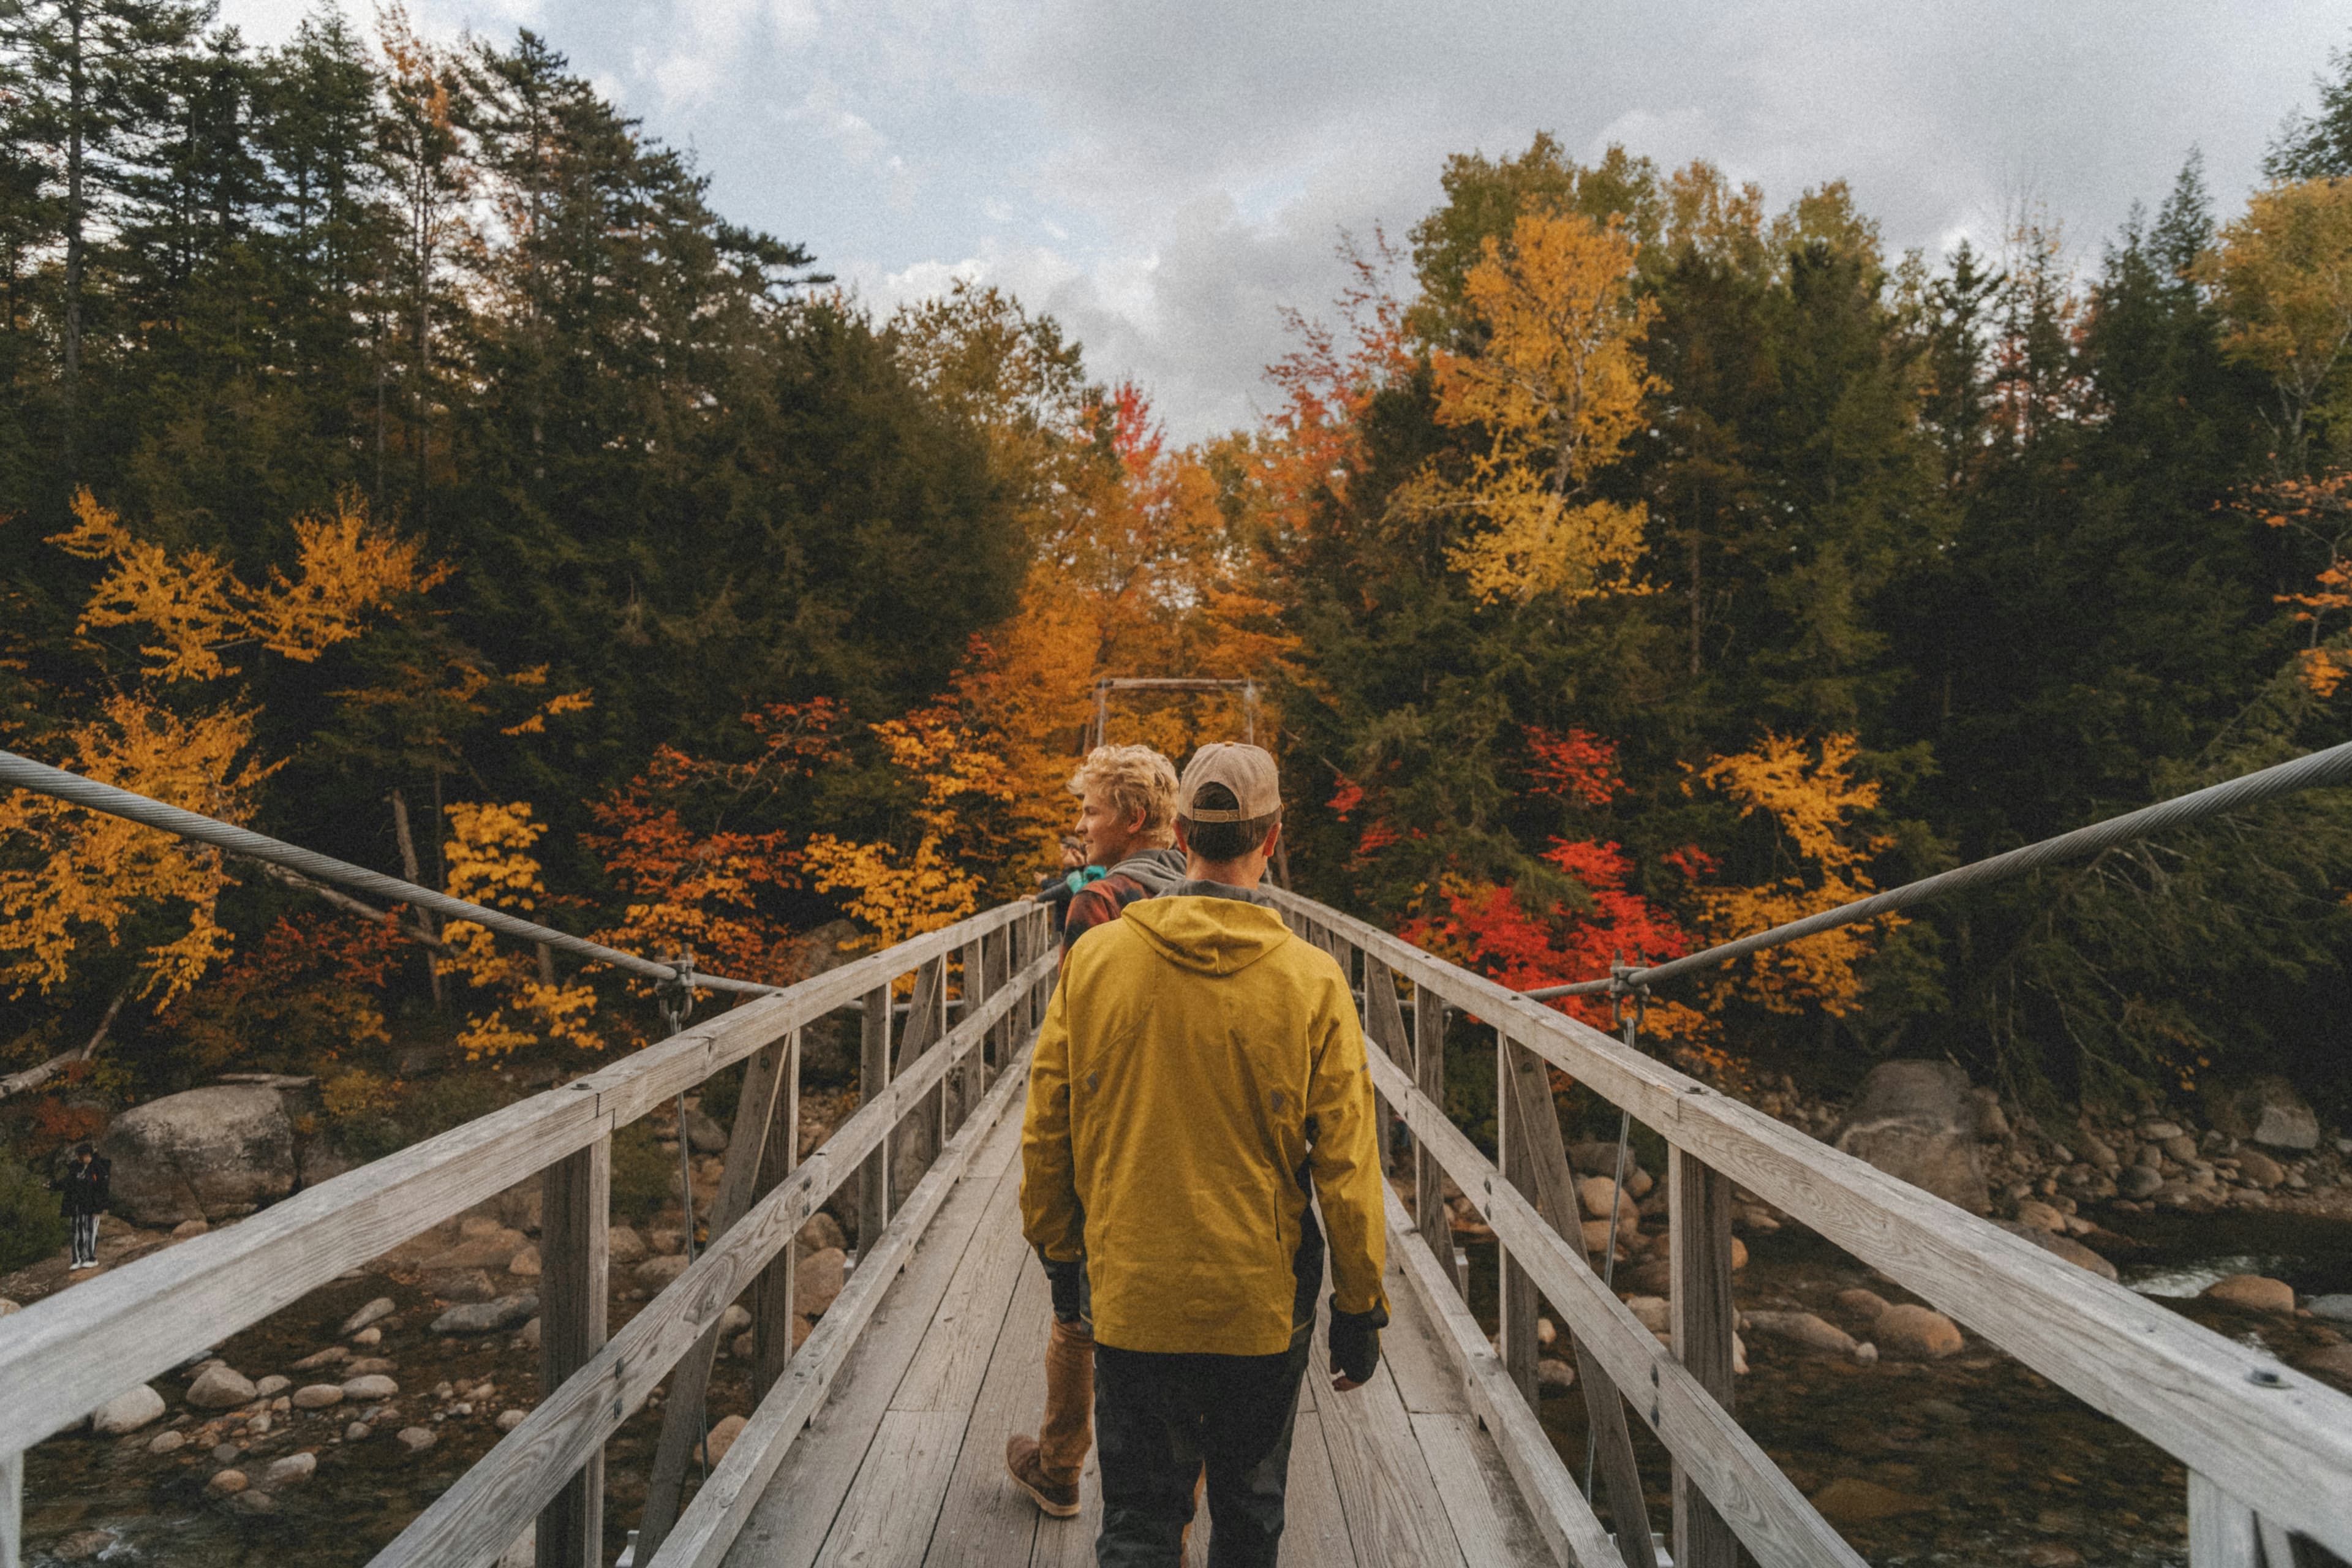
[{"x1": 1005, "y1": 1434, "x2": 1081, "y2": 1518}]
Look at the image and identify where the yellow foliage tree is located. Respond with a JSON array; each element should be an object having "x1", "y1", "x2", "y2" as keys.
[
  {"x1": 1410, "y1": 210, "x2": 1659, "y2": 604},
  {"x1": 1683, "y1": 733, "x2": 1900, "y2": 1016},
  {"x1": 2199, "y1": 178, "x2": 2352, "y2": 461},
  {"x1": 0, "y1": 697, "x2": 277, "y2": 1004},
  {"x1": 437, "y1": 801, "x2": 602, "y2": 1058}
]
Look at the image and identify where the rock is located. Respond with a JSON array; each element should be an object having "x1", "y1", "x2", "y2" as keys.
[
  {"x1": 1994, "y1": 1221, "x2": 2120, "y2": 1282},
  {"x1": 396, "y1": 1425, "x2": 437, "y2": 1453},
  {"x1": 2161, "y1": 1133, "x2": 2199, "y2": 1163},
  {"x1": 508, "y1": 1245, "x2": 541, "y2": 1276},
  {"x1": 796, "y1": 1247, "x2": 848, "y2": 1316},
  {"x1": 497, "y1": 1408, "x2": 527, "y2": 1431},
  {"x1": 1853, "y1": 1341, "x2": 1879, "y2": 1365},
  {"x1": 98, "y1": 1083, "x2": 300, "y2": 1226},
  {"x1": 1577, "y1": 1175, "x2": 1637, "y2": 1224},
  {"x1": 2118, "y1": 1165, "x2": 2165, "y2": 1200},
  {"x1": 2307, "y1": 1294, "x2": 2352, "y2": 1324},
  {"x1": 0, "y1": 1299, "x2": 17, "y2": 1317},
  {"x1": 1623, "y1": 1295, "x2": 1670, "y2": 1335},
  {"x1": 341, "y1": 1374, "x2": 400, "y2": 1400},
  {"x1": 352, "y1": 1327, "x2": 383, "y2": 1347},
  {"x1": 205, "y1": 1468, "x2": 249, "y2": 1497},
  {"x1": 1834, "y1": 1287, "x2": 1891, "y2": 1321},
  {"x1": 1875, "y1": 1303, "x2": 1964, "y2": 1359},
  {"x1": 797, "y1": 1212, "x2": 847, "y2": 1255},
  {"x1": 423, "y1": 1268, "x2": 498, "y2": 1303},
  {"x1": 649, "y1": 1227, "x2": 685, "y2": 1256},
  {"x1": 344, "y1": 1421, "x2": 372, "y2": 1441},
  {"x1": 695, "y1": 1412, "x2": 748, "y2": 1465},
  {"x1": 423, "y1": 1227, "x2": 530, "y2": 1270},
  {"x1": 149, "y1": 1429, "x2": 186, "y2": 1454},
  {"x1": 1567, "y1": 1140, "x2": 1621, "y2": 1174},
  {"x1": 1580, "y1": 1219, "x2": 1620, "y2": 1256},
  {"x1": 253, "y1": 1374, "x2": 290, "y2": 1398},
  {"x1": 1743, "y1": 1311, "x2": 1858, "y2": 1357},
  {"x1": 2301, "y1": 1344, "x2": 2352, "y2": 1381},
  {"x1": 1537, "y1": 1357, "x2": 1577, "y2": 1391},
  {"x1": 2078, "y1": 1131, "x2": 2118, "y2": 1169},
  {"x1": 1830, "y1": 1061, "x2": 1991, "y2": 1214},
  {"x1": 519, "y1": 1317, "x2": 541, "y2": 1350},
  {"x1": 89, "y1": 1384, "x2": 167, "y2": 1434},
  {"x1": 188, "y1": 1365, "x2": 258, "y2": 1409},
  {"x1": 718, "y1": 1303, "x2": 752, "y2": 1337},
  {"x1": 293, "y1": 1384, "x2": 345, "y2": 1409},
  {"x1": 2204, "y1": 1275, "x2": 2296, "y2": 1313},
  {"x1": 171, "y1": 1218, "x2": 210, "y2": 1240},
  {"x1": 344, "y1": 1357, "x2": 396, "y2": 1376},
  {"x1": 2025, "y1": 1545, "x2": 2085, "y2": 1567},
  {"x1": 2205, "y1": 1075, "x2": 2321, "y2": 1152},
  {"x1": 2238, "y1": 1149, "x2": 2286, "y2": 1188},
  {"x1": 636, "y1": 1254, "x2": 691, "y2": 1291},
  {"x1": 732, "y1": 1332, "x2": 756, "y2": 1359},
  {"x1": 607, "y1": 1226, "x2": 648, "y2": 1265},
  {"x1": 248, "y1": 1410, "x2": 273, "y2": 1436},
  {"x1": 432, "y1": 1294, "x2": 538, "y2": 1335},
  {"x1": 290, "y1": 1346, "x2": 348, "y2": 1371},
  {"x1": 51, "y1": 1529, "x2": 118, "y2": 1561},
  {"x1": 1731, "y1": 1236, "x2": 1748, "y2": 1270},
  {"x1": 2015, "y1": 1199, "x2": 2066, "y2": 1232},
  {"x1": 228, "y1": 1489, "x2": 279, "y2": 1515},
  {"x1": 684, "y1": 1109, "x2": 729, "y2": 1153},
  {"x1": 211, "y1": 1442, "x2": 243, "y2": 1464},
  {"x1": 264, "y1": 1452, "x2": 317, "y2": 1488},
  {"x1": 341, "y1": 1297, "x2": 396, "y2": 1336},
  {"x1": 1811, "y1": 1476, "x2": 1934, "y2": 1524}
]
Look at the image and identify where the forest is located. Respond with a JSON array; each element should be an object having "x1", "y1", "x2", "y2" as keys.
[{"x1": 6, "y1": 1, "x2": 2352, "y2": 1215}]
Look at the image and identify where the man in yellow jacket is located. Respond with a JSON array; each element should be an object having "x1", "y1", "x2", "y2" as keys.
[{"x1": 1020, "y1": 742, "x2": 1387, "y2": 1566}]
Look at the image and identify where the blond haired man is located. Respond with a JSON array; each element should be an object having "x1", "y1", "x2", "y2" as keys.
[
  {"x1": 1020, "y1": 744, "x2": 1386, "y2": 1565},
  {"x1": 1008, "y1": 743, "x2": 1187, "y2": 1517}
]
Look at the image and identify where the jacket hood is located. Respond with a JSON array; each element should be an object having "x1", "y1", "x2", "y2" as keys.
[
  {"x1": 1120, "y1": 891, "x2": 1294, "y2": 976},
  {"x1": 1104, "y1": 846, "x2": 1188, "y2": 894}
]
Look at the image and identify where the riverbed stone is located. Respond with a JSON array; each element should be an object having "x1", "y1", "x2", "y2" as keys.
[
  {"x1": 2204, "y1": 1075, "x2": 2321, "y2": 1152},
  {"x1": 89, "y1": 1384, "x2": 167, "y2": 1434},
  {"x1": 342, "y1": 1374, "x2": 399, "y2": 1400},
  {"x1": 2204, "y1": 1274, "x2": 2296, "y2": 1313},
  {"x1": 1834, "y1": 1287, "x2": 1891, "y2": 1321},
  {"x1": 344, "y1": 1421, "x2": 372, "y2": 1442},
  {"x1": 1744, "y1": 1311, "x2": 1859, "y2": 1357},
  {"x1": 344, "y1": 1357, "x2": 396, "y2": 1376},
  {"x1": 293, "y1": 1383, "x2": 345, "y2": 1409},
  {"x1": 1537, "y1": 1357, "x2": 1576, "y2": 1391},
  {"x1": 797, "y1": 1247, "x2": 848, "y2": 1316},
  {"x1": 351, "y1": 1327, "x2": 382, "y2": 1346},
  {"x1": 290, "y1": 1346, "x2": 348, "y2": 1372},
  {"x1": 188, "y1": 1365, "x2": 258, "y2": 1409},
  {"x1": 1875, "y1": 1303, "x2": 1964, "y2": 1358},
  {"x1": 607, "y1": 1226, "x2": 647, "y2": 1265},
  {"x1": 684, "y1": 1109, "x2": 729, "y2": 1153},
  {"x1": 340, "y1": 1297, "x2": 396, "y2": 1336},
  {"x1": 636, "y1": 1254, "x2": 690, "y2": 1290},
  {"x1": 497, "y1": 1408, "x2": 527, "y2": 1431},
  {"x1": 2237, "y1": 1150, "x2": 2286, "y2": 1188},
  {"x1": 695, "y1": 1412, "x2": 747, "y2": 1465},
  {"x1": 50, "y1": 1530, "x2": 117, "y2": 1562},
  {"x1": 1577, "y1": 1175, "x2": 1637, "y2": 1224},
  {"x1": 2307, "y1": 1294, "x2": 2352, "y2": 1324},
  {"x1": 1621, "y1": 1295, "x2": 1670, "y2": 1334},
  {"x1": 149, "y1": 1429, "x2": 186, "y2": 1454},
  {"x1": 99, "y1": 1083, "x2": 299, "y2": 1226},
  {"x1": 205, "y1": 1468, "x2": 249, "y2": 1496},
  {"x1": 423, "y1": 1227, "x2": 529, "y2": 1271},
  {"x1": 508, "y1": 1244, "x2": 541, "y2": 1276},
  {"x1": 2015, "y1": 1199, "x2": 2066, "y2": 1232},
  {"x1": 433, "y1": 1294, "x2": 538, "y2": 1335},
  {"x1": 1994, "y1": 1220, "x2": 2120, "y2": 1281},
  {"x1": 798, "y1": 1212, "x2": 847, "y2": 1255},
  {"x1": 1830, "y1": 1061, "x2": 1991, "y2": 1214},
  {"x1": 2118, "y1": 1165, "x2": 2165, "y2": 1199},
  {"x1": 423, "y1": 1267, "x2": 497, "y2": 1303},
  {"x1": 228, "y1": 1489, "x2": 278, "y2": 1515},
  {"x1": 396, "y1": 1425, "x2": 437, "y2": 1453},
  {"x1": 252, "y1": 1374, "x2": 289, "y2": 1399},
  {"x1": 1811, "y1": 1476, "x2": 1934, "y2": 1523},
  {"x1": 264, "y1": 1452, "x2": 317, "y2": 1488}
]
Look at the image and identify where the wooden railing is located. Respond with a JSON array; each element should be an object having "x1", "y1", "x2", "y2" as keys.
[
  {"x1": 1270, "y1": 888, "x2": 2352, "y2": 1568},
  {"x1": 0, "y1": 899, "x2": 1058, "y2": 1568}
]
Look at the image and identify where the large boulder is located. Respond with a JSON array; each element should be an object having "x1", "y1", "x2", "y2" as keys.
[
  {"x1": 1830, "y1": 1061, "x2": 1991, "y2": 1215},
  {"x1": 2203, "y1": 1076, "x2": 2321, "y2": 1152},
  {"x1": 99, "y1": 1085, "x2": 298, "y2": 1226}
]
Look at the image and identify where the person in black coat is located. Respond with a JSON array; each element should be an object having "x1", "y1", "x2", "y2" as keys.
[{"x1": 51, "y1": 1142, "x2": 110, "y2": 1270}]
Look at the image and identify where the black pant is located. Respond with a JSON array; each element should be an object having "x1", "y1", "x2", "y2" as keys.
[
  {"x1": 1092, "y1": 1325, "x2": 1311, "y2": 1568},
  {"x1": 70, "y1": 1212, "x2": 98, "y2": 1265}
]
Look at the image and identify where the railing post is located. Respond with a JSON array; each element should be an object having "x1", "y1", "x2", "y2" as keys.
[
  {"x1": 2, "y1": 1446, "x2": 21, "y2": 1568},
  {"x1": 751, "y1": 1030, "x2": 801, "y2": 1401},
  {"x1": 860, "y1": 984, "x2": 893, "y2": 1242},
  {"x1": 536, "y1": 1134, "x2": 609, "y2": 1568},
  {"x1": 1670, "y1": 1147, "x2": 1738, "y2": 1568},
  {"x1": 959, "y1": 933, "x2": 987, "y2": 1128},
  {"x1": 892, "y1": 956, "x2": 949, "y2": 1201},
  {"x1": 1497, "y1": 1028, "x2": 1539, "y2": 1410},
  {"x1": 1361, "y1": 957, "x2": 1411, "y2": 1175},
  {"x1": 1412, "y1": 985, "x2": 1453, "y2": 1287}
]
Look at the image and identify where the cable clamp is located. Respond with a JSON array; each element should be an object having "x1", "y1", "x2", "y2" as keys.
[{"x1": 658, "y1": 950, "x2": 697, "y2": 1036}]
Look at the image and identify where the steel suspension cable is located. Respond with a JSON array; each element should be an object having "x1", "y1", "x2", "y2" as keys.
[
  {"x1": 1525, "y1": 734, "x2": 2352, "y2": 1003},
  {"x1": 0, "y1": 747, "x2": 782, "y2": 998}
]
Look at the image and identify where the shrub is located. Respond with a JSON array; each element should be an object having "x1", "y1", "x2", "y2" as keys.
[{"x1": 0, "y1": 1156, "x2": 67, "y2": 1273}]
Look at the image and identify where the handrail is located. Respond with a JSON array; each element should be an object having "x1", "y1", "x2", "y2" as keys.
[
  {"x1": 1273, "y1": 887, "x2": 2352, "y2": 1562},
  {"x1": 0, "y1": 899, "x2": 1042, "y2": 1458},
  {"x1": 1525, "y1": 734, "x2": 2352, "y2": 999}
]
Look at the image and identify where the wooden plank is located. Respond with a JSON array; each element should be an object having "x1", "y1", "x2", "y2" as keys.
[
  {"x1": 1369, "y1": 1046, "x2": 1864, "y2": 1568},
  {"x1": 1273, "y1": 888, "x2": 2352, "y2": 1562},
  {"x1": 2188, "y1": 1471, "x2": 2261, "y2": 1567},
  {"x1": 1501, "y1": 1035, "x2": 1656, "y2": 1568},
  {"x1": 1385, "y1": 1185, "x2": 1618, "y2": 1568},
  {"x1": 0, "y1": 900, "x2": 1036, "y2": 1458},
  {"x1": 1281, "y1": 1409, "x2": 1355, "y2": 1567},
  {"x1": 860, "y1": 983, "x2": 894, "y2": 1243},
  {"x1": 1670, "y1": 1149, "x2": 1738, "y2": 1568},
  {"x1": 536, "y1": 1138, "x2": 610, "y2": 1568},
  {"x1": 1415, "y1": 1411, "x2": 1556, "y2": 1567},
  {"x1": 1310, "y1": 1298, "x2": 1467, "y2": 1566},
  {"x1": 662, "y1": 1041, "x2": 1036, "y2": 1568},
  {"x1": 1027, "y1": 1447, "x2": 1101, "y2": 1568},
  {"x1": 891, "y1": 1177, "x2": 1031, "y2": 1413},
  {"x1": 959, "y1": 937, "x2": 987, "y2": 1132},
  {"x1": 1362, "y1": 956, "x2": 1408, "y2": 1175},
  {"x1": 750, "y1": 1031, "x2": 801, "y2": 1402},
  {"x1": 1376, "y1": 1245, "x2": 1468, "y2": 1417},
  {"x1": 893, "y1": 956, "x2": 949, "y2": 1202},
  {"x1": 638, "y1": 1035, "x2": 796, "y2": 1557},
  {"x1": 2, "y1": 1447, "x2": 20, "y2": 1568},
  {"x1": 811, "y1": 1410, "x2": 968, "y2": 1564},
  {"x1": 919, "y1": 1251, "x2": 1050, "y2": 1567},
  {"x1": 1414, "y1": 984, "x2": 1450, "y2": 1272},
  {"x1": 1499, "y1": 1029, "x2": 1540, "y2": 1411},
  {"x1": 375, "y1": 955, "x2": 1052, "y2": 1568}
]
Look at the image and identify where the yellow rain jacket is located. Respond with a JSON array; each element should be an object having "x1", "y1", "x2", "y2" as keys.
[{"x1": 1020, "y1": 890, "x2": 1387, "y2": 1357}]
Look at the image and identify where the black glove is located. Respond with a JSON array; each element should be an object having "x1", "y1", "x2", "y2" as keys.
[
  {"x1": 1329, "y1": 1302, "x2": 1389, "y2": 1385},
  {"x1": 1041, "y1": 1251, "x2": 1085, "y2": 1324}
]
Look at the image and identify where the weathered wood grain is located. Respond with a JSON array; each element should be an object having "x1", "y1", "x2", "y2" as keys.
[
  {"x1": 535, "y1": 1138, "x2": 609, "y2": 1568},
  {"x1": 1273, "y1": 888, "x2": 2352, "y2": 1561},
  {"x1": 1384, "y1": 1183, "x2": 1619, "y2": 1568},
  {"x1": 1280, "y1": 1409, "x2": 1355, "y2": 1566},
  {"x1": 1368, "y1": 1045, "x2": 1864, "y2": 1568},
  {"x1": 652, "y1": 1028, "x2": 1038, "y2": 1568},
  {"x1": 1668, "y1": 1149, "x2": 1737, "y2": 1568},
  {"x1": 813, "y1": 1409, "x2": 968, "y2": 1564},
  {"x1": 918, "y1": 1250, "x2": 1048, "y2": 1568},
  {"x1": 2, "y1": 1448, "x2": 20, "y2": 1568},
  {"x1": 1499, "y1": 1030, "x2": 1540, "y2": 1410},
  {"x1": 893, "y1": 956, "x2": 949, "y2": 1201},
  {"x1": 859, "y1": 983, "x2": 894, "y2": 1243},
  {"x1": 891, "y1": 1177, "x2": 1031, "y2": 1414},
  {"x1": 1416, "y1": 1411, "x2": 1556, "y2": 1566},
  {"x1": 1308, "y1": 1300, "x2": 1466, "y2": 1566},
  {"x1": 1413, "y1": 984, "x2": 1450, "y2": 1273},
  {"x1": 750, "y1": 1031, "x2": 801, "y2": 1402}
]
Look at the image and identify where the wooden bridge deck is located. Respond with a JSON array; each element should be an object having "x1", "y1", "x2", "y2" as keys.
[{"x1": 717, "y1": 1104, "x2": 1553, "y2": 1567}]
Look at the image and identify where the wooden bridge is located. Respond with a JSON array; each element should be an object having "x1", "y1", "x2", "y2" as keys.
[{"x1": 4, "y1": 891, "x2": 2351, "y2": 1568}]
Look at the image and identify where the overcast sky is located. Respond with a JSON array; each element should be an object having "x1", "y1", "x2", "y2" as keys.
[{"x1": 221, "y1": 0, "x2": 2350, "y2": 440}]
